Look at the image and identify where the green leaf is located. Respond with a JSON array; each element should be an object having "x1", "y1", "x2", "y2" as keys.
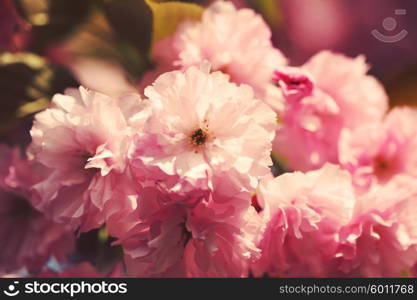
[
  {"x1": 57, "y1": 9, "x2": 147, "y2": 79},
  {"x1": 17, "y1": 0, "x2": 95, "y2": 54},
  {"x1": 401, "y1": 268, "x2": 412, "y2": 277},
  {"x1": 248, "y1": 0, "x2": 282, "y2": 28},
  {"x1": 103, "y1": 0, "x2": 152, "y2": 60},
  {"x1": 145, "y1": 0, "x2": 203, "y2": 49},
  {"x1": 0, "y1": 52, "x2": 77, "y2": 135}
]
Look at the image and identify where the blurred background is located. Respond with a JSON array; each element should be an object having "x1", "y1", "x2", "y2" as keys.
[{"x1": 1, "y1": 0, "x2": 417, "y2": 150}]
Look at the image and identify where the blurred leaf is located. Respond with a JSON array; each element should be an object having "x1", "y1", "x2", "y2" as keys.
[
  {"x1": 145, "y1": 0, "x2": 203, "y2": 48},
  {"x1": 57, "y1": 10, "x2": 146, "y2": 78},
  {"x1": 17, "y1": 0, "x2": 95, "y2": 54},
  {"x1": 0, "y1": 65, "x2": 36, "y2": 133},
  {"x1": 248, "y1": 0, "x2": 282, "y2": 28},
  {"x1": 0, "y1": 52, "x2": 45, "y2": 69},
  {"x1": 0, "y1": 52, "x2": 77, "y2": 135},
  {"x1": 271, "y1": 152, "x2": 291, "y2": 176},
  {"x1": 49, "y1": 63, "x2": 79, "y2": 94},
  {"x1": 54, "y1": 10, "x2": 117, "y2": 58},
  {"x1": 385, "y1": 65, "x2": 417, "y2": 107},
  {"x1": 98, "y1": 226, "x2": 109, "y2": 243},
  {"x1": 16, "y1": 0, "x2": 49, "y2": 25},
  {"x1": 74, "y1": 228, "x2": 123, "y2": 276},
  {"x1": 401, "y1": 269, "x2": 412, "y2": 277},
  {"x1": 17, "y1": 97, "x2": 49, "y2": 117},
  {"x1": 103, "y1": 0, "x2": 152, "y2": 62}
]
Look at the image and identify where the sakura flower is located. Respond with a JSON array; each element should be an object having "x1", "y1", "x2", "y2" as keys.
[
  {"x1": 253, "y1": 163, "x2": 417, "y2": 277},
  {"x1": 0, "y1": 145, "x2": 74, "y2": 274},
  {"x1": 268, "y1": 51, "x2": 388, "y2": 171},
  {"x1": 114, "y1": 187, "x2": 191, "y2": 277},
  {"x1": 252, "y1": 164, "x2": 356, "y2": 277},
  {"x1": 112, "y1": 171, "x2": 263, "y2": 278},
  {"x1": 130, "y1": 64, "x2": 276, "y2": 195},
  {"x1": 29, "y1": 87, "x2": 143, "y2": 232},
  {"x1": 336, "y1": 177, "x2": 417, "y2": 277},
  {"x1": 183, "y1": 199, "x2": 262, "y2": 277},
  {"x1": 183, "y1": 171, "x2": 263, "y2": 277},
  {"x1": 339, "y1": 107, "x2": 417, "y2": 192},
  {"x1": 145, "y1": 0, "x2": 287, "y2": 97}
]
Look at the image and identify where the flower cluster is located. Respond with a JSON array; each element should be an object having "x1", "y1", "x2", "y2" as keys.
[{"x1": 1, "y1": 1, "x2": 416, "y2": 278}]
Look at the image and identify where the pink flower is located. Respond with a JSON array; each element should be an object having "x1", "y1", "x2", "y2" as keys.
[
  {"x1": 336, "y1": 177, "x2": 417, "y2": 277},
  {"x1": 146, "y1": 1, "x2": 287, "y2": 97},
  {"x1": 0, "y1": 145, "x2": 74, "y2": 274},
  {"x1": 183, "y1": 199, "x2": 262, "y2": 277},
  {"x1": 252, "y1": 164, "x2": 356, "y2": 277},
  {"x1": 183, "y1": 172, "x2": 263, "y2": 277},
  {"x1": 253, "y1": 163, "x2": 417, "y2": 277},
  {"x1": 339, "y1": 107, "x2": 417, "y2": 192},
  {"x1": 130, "y1": 64, "x2": 276, "y2": 195},
  {"x1": 268, "y1": 51, "x2": 388, "y2": 171},
  {"x1": 114, "y1": 187, "x2": 191, "y2": 277},
  {"x1": 111, "y1": 171, "x2": 263, "y2": 277},
  {"x1": 29, "y1": 87, "x2": 143, "y2": 232}
]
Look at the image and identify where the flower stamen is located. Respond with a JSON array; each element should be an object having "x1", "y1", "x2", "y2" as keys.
[{"x1": 191, "y1": 128, "x2": 207, "y2": 146}]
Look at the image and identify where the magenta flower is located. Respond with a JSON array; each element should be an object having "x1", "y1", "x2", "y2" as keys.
[
  {"x1": 111, "y1": 173, "x2": 263, "y2": 277},
  {"x1": 146, "y1": 1, "x2": 287, "y2": 98},
  {"x1": 252, "y1": 164, "x2": 356, "y2": 277},
  {"x1": 339, "y1": 107, "x2": 417, "y2": 192},
  {"x1": 29, "y1": 87, "x2": 143, "y2": 232},
  {"x1": 269, "y1": 51, "x2": 389, "y2": 171},
  {"x1": 0, "y1": 145, "x2": 74, "y2": 274},
  {"x1": 336, "y1": 177, "x2": 417, "y2": 277},
  {"x1": 252, "y1": 164, "x2": 417, "y2": 277},
  {"x1": 130, "y1": 64, "x2": 276, "y2": 196},
  {"x1": 183, "y1": 198, "x2": 262, "y2": 277},
  {"x1": 113, "y1": 187, "x2": 191, "y2": 277}
]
